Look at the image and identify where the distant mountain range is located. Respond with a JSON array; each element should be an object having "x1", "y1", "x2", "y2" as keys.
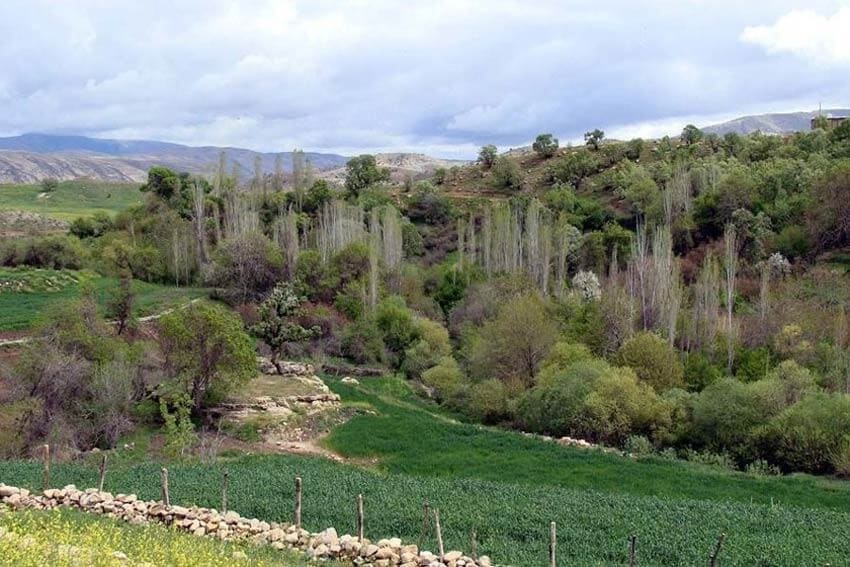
[
  {"x1": 702, "y1": 109, "x2": 850, "y2": 136},
  {"x1": 0, "y1": 133, "x2": 465, "y2": 185},
  {"x1": 0, "y1": 133, "x2": 349, "y2": 184}
]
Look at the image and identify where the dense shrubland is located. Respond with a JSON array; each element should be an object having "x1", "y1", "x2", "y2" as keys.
[{"x1": 6, "y1": 123, "x2": 850, "y2": 477}]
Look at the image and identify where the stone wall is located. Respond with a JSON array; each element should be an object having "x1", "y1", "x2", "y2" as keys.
[{"x1": 0, "y1": 483, "x2": 492, "y2": 567}]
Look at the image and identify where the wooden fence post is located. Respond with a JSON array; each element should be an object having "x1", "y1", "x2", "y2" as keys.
[
  {"x1": 294, "y1": 477, "x2": 302, "y2": 529},
  {"x1": 98, "y1": 454, "x2": 108, "y2": 492},
  {"x1": 356, "y1": 494, "x2": 364, "y2": 542},
  {"x1": 221, "y1": 468, "x2": 229, "y2": 513},
  {"x1": 709, "y1": 533, "x2": 726, "y2": 567},
  {"x1": 418, "y1": 501, "x2": 431, "y2": 548},
  {"x1": 629, "y1": 535, "x2": 636, "y2": 567},
  {"x1": 549, "y1": 521, "x2": 557, "y2": 567},
  {"x1": 470, "y1": 527, "x2": 478, "y2": 560},
  {"x1": 41, "y1": 444, "x2": 50, "y2": 491},
  {"x1": 160, "y1": 467, "x2": 170, "y2": 507},
  {"x1": 434, "y1": 508, "x2": 445, "y2": 560}
]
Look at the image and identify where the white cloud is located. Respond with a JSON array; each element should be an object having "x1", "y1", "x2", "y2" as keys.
[
  {"x1": 0, "y1": 1, "x2": 847, "y2": 158},
  {"x1": 741, "y1": 7, "x2": 850, "y2": 64}
]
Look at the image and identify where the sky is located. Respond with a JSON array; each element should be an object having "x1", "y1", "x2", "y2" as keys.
[{"x1": 1, "y1": 1, "x2": 849, "y2": 159}]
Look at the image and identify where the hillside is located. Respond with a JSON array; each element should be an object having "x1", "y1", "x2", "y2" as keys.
[
  {"x1": 702, "y1": 108, "x2": 850, "y2": 135},
  {"x1": 0, "y1": 133, "x2": 349, "y2": 183},
  {"x1": 321, "y1": 152, "x2": 467, "y2": 184}
]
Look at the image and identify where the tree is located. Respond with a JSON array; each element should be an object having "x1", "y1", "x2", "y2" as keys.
[
  {"x1": 532, "y1": 133, "x2": 559, "y2": 158},
  {"x1": 681, "y1": 124, "x2": 704, "y2": 146},
  {"x1": 41, "y1": 178, "x2": 59, "y2": 193},
  {"x1": 470, "y1": 293, "x2": 558, "y2": 387},
  {"x1": 806, "y1": 162, "x2": 850, "y2": 252},
  {"x1": 617, "y1": 331, "x2": 684, "y2": 391},
  {"x1": 478, "y1": 144, "x2": 498, "y2": 169},
  {"x1": 344, "y1": 155, "x2": 389, "y2": 198},
  {"x1": 551, "y1": 150, "x2": 598, "y2": 187},
  {"x1": 158, "y1": 301, "x2": 256, "y2": 412},
  {"x1": 141, "y1": 166, "x2": 181, "y2": 201},
  {"x1": 107, "y1": 271, "x2": 135, "y2": 336},
  {"x1": 490, "y1": 156, "x2": 523, "y2": 190},
  {"x1": 251, "y1": 283, "x2": 320, "y2": 361},
  {"x1": 584, "y1": 129, "x2": 605, "y2": 150},
  {"x1": 208, "y1": 232, "x2": 284, "y2": 303}
]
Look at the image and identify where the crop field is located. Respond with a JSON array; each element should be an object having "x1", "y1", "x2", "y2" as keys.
[
  {"x1": 0, "y1": 507, "x2": 315, "y2": 566},
  {"x1": 0, "y1": 180, "x2": 142, "y2": 221},
  {"x1": 3, "y1": 376, "x2": 850, "y2": 565},
  {"x1": 0, "y1": 268, "x2": 205, "y2": 331}
]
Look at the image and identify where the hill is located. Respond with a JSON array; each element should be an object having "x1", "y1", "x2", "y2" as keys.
[
  {"x1": 0, "y1": 133, "x2": 349, "y2": 183},
  {"x1": 321, "y1": 152, "x2": 467, "y2": 184},
  {"x1": 702, "y1": 108, "x2": 850, "y2": 135}
]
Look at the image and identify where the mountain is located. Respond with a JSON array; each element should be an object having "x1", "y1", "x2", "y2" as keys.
[
  {"x1": 321, "y1": 152, "x2": 468, "y2": 184},
  {"x1": 702, "y1": 109, "x2": 850, "y2": 136},
  {"x1": 0, "y1": 133, "x2": 349, "y2": 184}
]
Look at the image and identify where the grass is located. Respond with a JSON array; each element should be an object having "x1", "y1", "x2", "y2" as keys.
[
  {"x1": 0, "y1": 507, "x2": 316, "y2": 566},
  {"x1": 3, "y1": 376, "x2": 850, "y2": 564},
  {"x1": 323, "y1": 376, "x2": 850, "y2": 511},
  {"x1": 0, "y1": 180, "x2": 143, "y2": 221},
  {"x1": 0, "y1": 267, "x2": 205, "y2": 332}
]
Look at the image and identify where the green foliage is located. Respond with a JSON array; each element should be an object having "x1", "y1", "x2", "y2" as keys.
[
  {"x1": 617, "y1": 332, "x2": 684, "y2": 391},
  {"x1": 584, "y1": 129, "x2": 604, "y2": 150},
  {"x1": 158, "y1": 301, "x2": 256, "y2": 412},
  {"x1": 0, "y1": 180, "x2": 142, "y2": 221},
  {"x1": 683, "y1": 352, "x2": 723, "y2": 391},
  {"x1": 140, "y1": 166, "x2": 181, "y2": 201},
  {"x1": 0, "y1": 235, "x2": 86, "y2": 270},
  {"x1": 421, "y1": 356, "x2": 464, "y2": 402},
  {"x1": 208, "y1": 232, "x2": 283, "y2": 303},
  {"x1": 159, "y1": 394, "x2": 197, "y2": 458},
  {"x1": 532, "y1": 133, "x2": 559, "y2": 158},
  {"x1": 489, "y1": 156, "x2": 523, "y2": 190},
  {"x1": 341, "y1": 317, "x2": 385, "y2": 364},
  {"x1": 469, "y1": 293, "x2": 558, "y2": 387},
  {"x1": 304, "y1": 179, "x2": 334, "y2": 213},
  {"x1": 550, "y1": 150, "x2": 598, "y2": 187},
  {"x1": 468, "y1": 379, "x2": 510, "y2": 423},
  {"x1": 375, "y1": 295, "x2": 419, "y2": 355},
  {"x1": 400, "y1": 220, "x2": 424, "y2": 257},
  {"x1": 401, "y1": 317, "x2": 451, "y2": 379},
  {"x1": 251, "y1": 283, "x2": 320, "y2": 359},
  {"x1": 69, "y1": 212, "x2": 113, "y2": 239},
  {"x1": 344, "y1": 155, "x2": 390, "y2": 198},
  {"x1": 681, "y1": 124, "x2": 704, "y2": 146},
  {"x1": 477, "y1": 144, "x2": 498, "y2": 169}
]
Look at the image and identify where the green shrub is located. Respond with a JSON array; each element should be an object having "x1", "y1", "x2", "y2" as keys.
[
  {"x1": 375, "y1": 296, "x2": 419, "y2": 355},
  {"x1": 683, "y1": 352, "x2": 723, "y2": 392},
  {"x1": 468, "y1": 379, "x2": 511, "y2": 423},
  {"x1": 341, "y1": 317, "x2": 386, "y2": 365},
  {"x1": 624, "y1": 435, "x2": 654, "y2": 457},
  {"x1": 401, "y1": 317, "x2": 451, "y2": 380},
  {"x1": 617, "y1": 331, "x2": 684, "y2": 391},
  {"x1": 421, "y1": 357, "x2": 464, "y2": 402}
]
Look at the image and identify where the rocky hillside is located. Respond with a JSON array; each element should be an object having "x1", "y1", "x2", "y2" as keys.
[
  {"x1": 321, "y1": 152, "x2": 467, "y2": 184},
  {"x1": 0, "y1": 133, "x2": 349, "y2": 184},
  {"x1": 703, "y1": 108, "x2": 850, "y2": 135}
]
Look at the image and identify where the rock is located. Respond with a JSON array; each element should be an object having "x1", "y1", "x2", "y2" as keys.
[
  {"x1": 111, "y1": 551, "x2": 128, "y2": 561},
  {"x1": 267, "y1": 528, "x2": 285, "y2": 542},
  {"x1": 363, "y1": 543, "x2": 379, "y2": 557},
  {"x1": 478, "y1": 555, "x2": 492, "y2": 566},
  {"x1": 341, "y1": 376, "x2": 360, "y2": 385},
  {"x1": 444, "y1": 550, "x2": 463, "y2": 562},
  {"x1": 232, "y1": 551, "x2": 248, "y2": 560},
  {"x1": 257, "y1": 357, "x2": 278, "y2": 374}
]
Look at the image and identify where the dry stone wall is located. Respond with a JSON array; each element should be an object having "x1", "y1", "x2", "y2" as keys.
[{"x1": 0, "y1": 484, "x2": 492, "y2": 567}]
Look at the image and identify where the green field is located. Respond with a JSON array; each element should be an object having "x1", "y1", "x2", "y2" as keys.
[
  {"x1": 0, "y1": 268, "x2": 205, "y2": 332},
  {"x1": 0, "y1": 507, "x2": 314, "y2": 566},
  {"x1": 0, "y1": 180, "x2": 142, "y2": 221},
  {"x1": 2, "y1": 376, "x2": 850, "y2": 565}
]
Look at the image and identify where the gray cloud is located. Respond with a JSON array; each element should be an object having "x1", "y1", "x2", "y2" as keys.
[{"x1": 1, "y1": 0, "x2": 848, "y2": 158}]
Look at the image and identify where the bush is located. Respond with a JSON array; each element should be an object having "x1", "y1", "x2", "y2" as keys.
[
  {"x1": 69, "y1": 213, "x2": 113, "y2": 239},
  {"x1": 490, "y1": 156, "x2": 523, "y2": 190},
  {"x1": 468, "y1": 379, "x2": 511, "y2": 423},
  {"x1": 617, "y1": 332, "x2": 684, "y2": 391},
  {"x1": 0, "y1": 235, "x2": 86, "y2": 270},
  {"x1": 421, "y1": 357, "x2": 465, "y2": 402},
  {"x1": 625, "y1": 435, "x2": 655, "y2": 457},
  {"x1": 375, "y1": 296, "x2": 419, "y2": 355},
  {"x1": 401, "y1": 317, "x2": 451, "y2": 380},
  {"x1": 208, "y1": 232, "x2": 283, "y2": 303},
  {"x1": 532, "y1": 134, "x2": 559, "y2": 158},
  {"x1": 341, "y1": 317, "x2": 386, "y2": 364},
  {"x1": 683, "y1": 352, "x2": 723, "y2": 392},
  {"x1": 759, "y1": 392, "x2": 850, "y2": 473}
]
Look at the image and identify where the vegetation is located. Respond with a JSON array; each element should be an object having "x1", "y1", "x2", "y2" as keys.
[
  {"x1": 0, "y1": 508, "x2": 312, "y2": 566},
  {"x1": 0, "y1": 180, "x2": 142, "y2": 221}
]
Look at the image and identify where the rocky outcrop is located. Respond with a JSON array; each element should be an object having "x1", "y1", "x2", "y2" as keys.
[{"x1": 0, "y1": 484, "x2": 492, "y2": 567}]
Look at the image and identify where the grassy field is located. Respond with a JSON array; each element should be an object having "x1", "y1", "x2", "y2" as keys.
[
  {"x1": 0, "y1": 507, "x2": 315, "y2": 566},
  {"x1": 0, "y1": 180, "x2": 142, "y2": 221},
  {"x1": 0, "y1": 268, "x2": 205, "y2": 332},
  {"x1": 3, "y1": 376, "x2": 850, "y2": 565}
]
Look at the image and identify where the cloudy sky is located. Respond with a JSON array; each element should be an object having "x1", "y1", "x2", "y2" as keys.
[{"x1": 1, "y1": 1, "x2": 849, "y2": 158}]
